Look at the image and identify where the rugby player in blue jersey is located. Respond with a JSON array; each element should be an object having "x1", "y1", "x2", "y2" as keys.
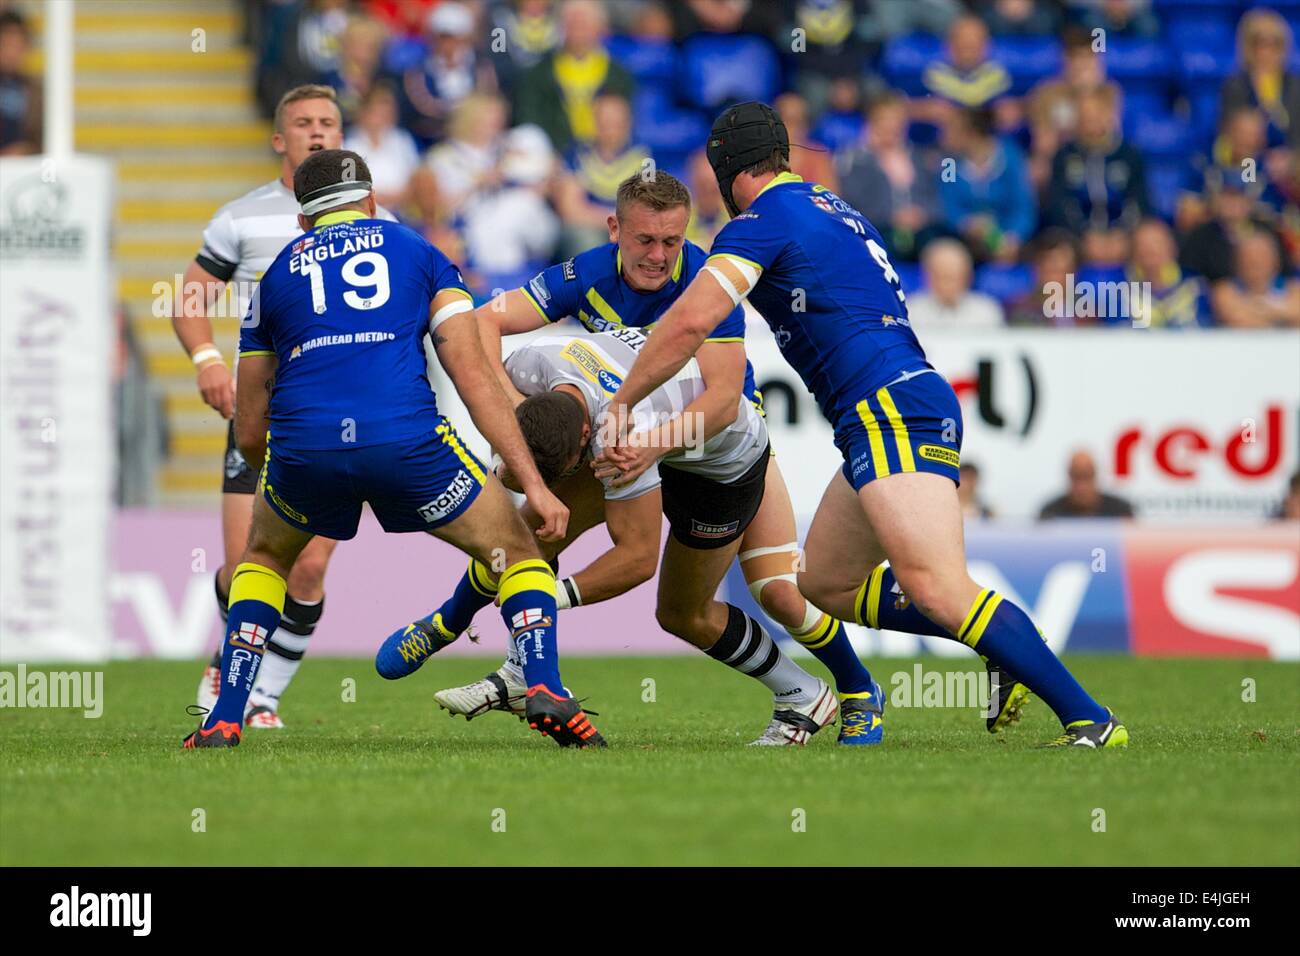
[
  {"x1": 183, "y1": 149, "x2": 604, "y2": 749},
  {"x1": 606, "y1": 104, "x2": 1127, "y2": 749},
  {"x1": 377, "y1": 172, "x2": 882, "y2": 745}
]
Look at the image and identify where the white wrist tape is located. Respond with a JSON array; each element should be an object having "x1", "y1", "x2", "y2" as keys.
[
  {"x1": 430, "y1": 297, "x2": 473, "y2": 332},
  {"x1": 191, "y1": 346, "x2": 223, "y2": 368},
  {"x1": 555, "y1": 576, "x2": 581, "y2": 610}
]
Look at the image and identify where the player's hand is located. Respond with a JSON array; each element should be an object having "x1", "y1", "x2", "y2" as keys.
[
  {"x1": 197, "y1": 362, "x2": 235, "y2": 419},
  {"x1": 592, "y1": 435, "x2": 660, "y2": 487},
  {"x1": 596, "y1": 402, "x2": 632, "y2": 460},
  {"x1": 525, "y1": 484, "x2": 569, "y2": 542}
]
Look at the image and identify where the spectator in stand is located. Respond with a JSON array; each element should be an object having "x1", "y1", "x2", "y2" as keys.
[
  {"x1": 458, "y1": 124, "x2": 560, "y2": 293},
  {"x1": 1075, "y1": 0, "x2": 1159, "y2": 40},
  {"x1": 255, "y1": 0, "x2": 349, "y2": 111},
  {"x1": 1200, "y1": 107, "x2": 1288, "y2": 216},
  {"x1": 1181, "y1": 179, "x2": 1291, "y2": 285},
  {"x1": 1025, "y1": 25, "x2": 1121, "y2": 191},
  {"x1": 513, "y1": 0, "x2": 633, "y2": 155},
  {"x1": 391, "y1": 1, "x2": 498, "y2": 150},
  {"x1": 1045, "y1": 86, "x2": 1148, "y2": 264},
  {"x1": 1220, "y1": 7, "x2": 1300, "y2": 151},
  {"x1": 685, "y1": 148, "x2": 728, "y2": 250},
  {"x1": 958, "y1": 462, "x2": 995, "y2": 521},
  {"x1": 810, "y1": 76, "x2": 868, "y2": 155},
  {"x1": 837, "y1": 92, "x2": 941, "y2": 261},
  {"x1": 774, "y1": 92, "x2": 838, "y2": 192},
  {"x1": 784, "y1": 0, "x2": 877, "y2": 118},
  {"x1": 1276, "y1": 471, "x2": 1300, "y2": 520},
  {"x1": 859, "y1": 0, "x2": 961, "y2": 47},
  {"x1": 1210, "y1": 229, "x2": 1300, "y2": 328},
  {"x1": 0, "y1": 10, "x2": 41, "y2": 155},
  {"x1": 1126, "y1": 218, "x2": 1210, "y2": 329},
  {"x1": 940, "y1": 106, "x2": 1035, "y2": 264},
  {"x1": 907, "y1": 239, "x2": 1005, "y2": 330},
  {"x1": 915, "y1": 14, "x2": 1014, "y2": 129},
  {"x1": 978, "y1": 0, "x2": 1061, "y2": 36},
  {"x1": 489, "y1": 0, "x2": 562, "y2": 94},
  {"x1": 554, "y1": 91, "x2": 651, "y2": 257},
  {"x1": 669, "y1": 0, "x2": 785, "y2": 40},
  {"x1": 410, "y1": 91, "x2": 508, "y2": 240},
  {"x1": 329, "y1": 15, "x2": 387, "y2": 125},
  {"x1": 1007, "y1": 228, "x2": 1084, "y2": 326},
  {"x1": 1039, "y1": 450, "x2": 1134, "y2": 520},
  {"x1": 366, "y1": 0, "x2": 438, "y2": 38},
  {"x1": 343, "y1": 83, "x2": 420, "y2": 211}
]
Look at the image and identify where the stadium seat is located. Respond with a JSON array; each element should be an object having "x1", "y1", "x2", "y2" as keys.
[
  {"x1": 678, "y1": 33, "x2": 782, "y2": 110},
  {"x1": 990, "y1": 36, "x2": 1062, "y2": 97},
  {"x1": 810, "y1": 111, "x2": 864, "y2": 153},
  {"x1": 881, "y1": 33, "x2": 943, "y2": 97},
  {"x1": 1146, "y1": 159, "x2": 1197, "y2": 220},
  {"x1": 605, "y1": 35, "x2": 677, "y2": 85},
  {"x1": 629, "y1": 89, "x2": 711, "y2": 158},
  {"x1": 974, "y1": 263, "x2": 1034, "y2": 303},
  {"x1": 895, "y1": 262, "x2": 923, "y2": 296},
  {"x1": 1104, "y1": 38, "x2": 1175, "y2": 105},
  {"x1": 1124, "y1": 111, "x2": 1193, "y2": 156}
]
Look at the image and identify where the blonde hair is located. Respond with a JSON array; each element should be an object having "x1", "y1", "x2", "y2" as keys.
[
  {"x1": 1238, "y1": 9, "x2": 1293, "y2": 69},
  {"x1": 615, "y1": 170, "x2": 691, "y2": 220},
  {"x1": 273, "y1": 84, "x2": 340, "y2": 133}
]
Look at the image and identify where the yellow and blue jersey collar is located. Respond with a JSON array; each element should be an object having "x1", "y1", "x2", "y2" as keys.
[
  {"x1": 313, "y1": 209, "x2": 369, "y2": 230},
  {"x1": 755, "y1": 171, "x2": 804, "y2": 200}
]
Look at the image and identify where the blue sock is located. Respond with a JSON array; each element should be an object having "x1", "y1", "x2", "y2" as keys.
[
  {"x1": 788, "y1": 613, "x2": 874, "y2": 695},
  {"x1": 855, "y1": 564, "x2": 949, "y2": 637},
  {"x1": 958, "y1": 589, "x2": 1108, "y2": 726},
  {"x1": 496, "y1": 559, "x2": 564, "y2": 696},
  {"x1": 207, "y1": 563, "x2": 286, "y2": 728},
  {"x1": 437, "y1": 558, "x2": 498, "y2": 634}
]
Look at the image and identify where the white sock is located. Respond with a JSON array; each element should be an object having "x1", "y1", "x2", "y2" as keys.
[
  {"x1": 715, "y1": 616, "x2": 818, "y2": 707},
  {"x1": 249, "y1": 629, "x2": 311, "y2": 710}
]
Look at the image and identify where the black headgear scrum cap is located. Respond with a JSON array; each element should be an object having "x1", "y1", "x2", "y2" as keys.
[{"x1": 706, "y1": 101, "x2": 789, "y2": 217}]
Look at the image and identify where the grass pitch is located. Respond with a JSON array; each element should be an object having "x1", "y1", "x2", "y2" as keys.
[{"x1": 1, "y1": 656, "x2": 1297, "y2": 866}]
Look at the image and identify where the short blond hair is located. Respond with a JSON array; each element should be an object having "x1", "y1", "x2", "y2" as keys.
[
  {"x1": 1238, "y1": 8, "x2": 1293, "y2": 66},
  {"x1": 615, "y1": 170, "x2": 691, "y2": 220},
  {"x1": 274, "y1": 84, "x2": 340, "y2": 133}
]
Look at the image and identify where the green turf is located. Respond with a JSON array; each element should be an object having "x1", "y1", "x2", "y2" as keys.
[{"x1": 1, "y1": 656, "x2": 1297, "y2": 866}]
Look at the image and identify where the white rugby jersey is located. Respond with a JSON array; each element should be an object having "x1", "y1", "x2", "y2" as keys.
[
  {"x1": 504, "y1": 328, "x2": 768, "y2": 501},
  {"x1": 195, "y1": 178, "x2": 398, "y2": 316}
]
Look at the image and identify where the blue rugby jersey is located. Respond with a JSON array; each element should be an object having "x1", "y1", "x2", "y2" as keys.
[
  {"x1": 519, "y1": 240, "x2": 762, "y2": 408},
  {"x1": 239, "y1": 211, "x2": 471, "y2": 450},
  {"x1": 707, "y1": 173, "x2": 930, "y2": 422}
]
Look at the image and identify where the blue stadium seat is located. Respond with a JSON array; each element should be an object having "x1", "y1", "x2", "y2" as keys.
[
  {"x1": 1104, "y1": 37, "x2": 1175, "y2": 90},
  {"x1": 1145, "y1": 159, "x2": 1197, "y2": 220},
  {"x1": 810, "y1": 111, "x2": 864, "y2": 153},
  {"x1": 630, "y1": 89, "x2": 711, "y2": 158},
  {"x1": 895, "y1": 262, "x2": 922, "y2": 296},
  {"x1": 1124, "y1": 111, "x2": 1192, "y2": 156},
  {"x1": 606, "y1": 35, "x2": 676, "y2": 85},
  {"x1": 882, "y1": 33, "x2": 943, "y2": 97},
  {"x1": 990, "y1": 37, "x2": 1062, "y2": 97},
  {"x1": 974, "y1": 263, "x2": 1034, "y2": 303},
  {"x1": 678, "y1": 33, "x2": 782, "y2": 110}
]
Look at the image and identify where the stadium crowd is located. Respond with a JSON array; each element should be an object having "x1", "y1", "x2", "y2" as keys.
[{"x1": 231, "y1": 0, "x2": 1300, "y2": 327}]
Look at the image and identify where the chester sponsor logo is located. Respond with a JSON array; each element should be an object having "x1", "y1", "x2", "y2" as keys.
[{"x1": 918, "y1": 444, "x2": 960, "y2": 467}]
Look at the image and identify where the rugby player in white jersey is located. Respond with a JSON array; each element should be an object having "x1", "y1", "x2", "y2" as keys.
[
  {"x1": 376, "y1": 327, "x2": 842, "y2": 746},
  {"x1": 172, "y1": 85, "x2": 395, "y2": 728}
]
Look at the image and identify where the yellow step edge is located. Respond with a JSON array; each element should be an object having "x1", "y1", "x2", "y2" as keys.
[
  {"x1": 29, "y1": 49, "x2": 252, "y2": 72},
  {"x1": 118, "y1": 161, "x2": 277, "y2": 182},
  {"x1": 172, "y1": 433, "x2": 227, "y2": 456},
  {"x1": 117, "y1": 199, "x2": 232, "y2": 223},
  {"x1": 78, "y1": 86, "x2": 253, "y2": 108},
  {"x1": 82, "y1": 124, "x2": 269, "y2": 149},
  {"x1": 28, "y1": 12, "x2": 241, "y2": 32},
  {"x1": 160, "y1": 470, "x2": 223, "y2": 494}
]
